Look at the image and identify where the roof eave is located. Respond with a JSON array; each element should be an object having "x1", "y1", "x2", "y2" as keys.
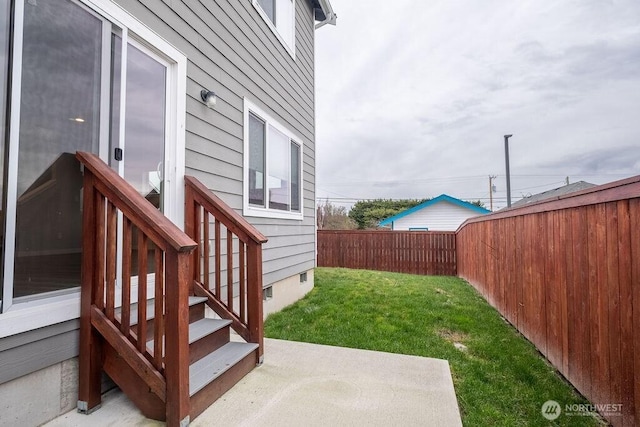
[
  {"x1": 312, "y1": 0, "x2": 337, "y2": 29},
  {"x1": 378, "y1": 194, "x2": 490, "y2": 226}
]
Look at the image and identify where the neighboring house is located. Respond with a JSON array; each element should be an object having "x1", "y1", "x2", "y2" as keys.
[
  {"x1": 511, "y1": 181, "x2": 597, "y2": 208},
  {"x1": 0, "y1": 0, "x2": 335, "y2": 425},
  {"x1": 379, "y1": 194, "x2": 490, "y2": 231}
]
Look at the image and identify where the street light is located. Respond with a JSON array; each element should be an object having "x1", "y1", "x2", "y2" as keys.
[{"x1": 504, "y1": 134, "x2": 513, "y2": 208}]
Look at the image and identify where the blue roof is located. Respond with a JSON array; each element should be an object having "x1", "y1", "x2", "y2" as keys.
[{"x1": 378, "y1": 194, "x2": 490, "y2": 226}]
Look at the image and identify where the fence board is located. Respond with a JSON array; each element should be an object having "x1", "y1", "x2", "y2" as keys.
[
  {"x1": 457, "y1": 175, "x2": 640, "y2": 426},
  {"x1": 631, "y1": 198, "x2": 640, "y2": 427},
  {"x1": 317, "y1": 230, "x2": 456, "y2": 276},
  {"x1": 617, "y1": 200, "x2": 635, "y2": 426}
]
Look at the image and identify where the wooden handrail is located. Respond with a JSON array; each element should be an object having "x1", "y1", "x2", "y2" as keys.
[
  {"x1": 77, "y1": 151, "x2": 196, "y2": 426},
  {"x1": 185, "y1": 176, "x2": 266, "y2": 359},
  {"x1": 77, "y1": 152, "x2": 197, "y2": 252},
  {"x1": 184, "y1": 176, "x2": 267, "y2": 244}
]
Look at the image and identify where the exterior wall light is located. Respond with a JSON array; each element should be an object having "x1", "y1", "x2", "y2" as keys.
[{"x1": 200, "y1": 89, "x2": 217, "y2": 108}]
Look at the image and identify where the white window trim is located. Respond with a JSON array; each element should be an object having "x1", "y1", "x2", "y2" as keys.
[
  {"x1": 243, "y1": 98, "x2": 303, "y2": 221},
  {"x1": 251, "y1": 0, "x2": 296, "y2": 59},
  {"x1": 0, "y1": 0, "x2": 187, "y2": 337}
]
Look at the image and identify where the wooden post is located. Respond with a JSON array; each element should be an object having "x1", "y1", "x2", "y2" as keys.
[
  {"x1": 78, "y1": 170, "x2": 102, "y2": 413},
  {"x1": 164, "y1": 250, "x2": 191, "y2": 426},
  {"x1": 247, "y1": 243, "x2": 264, "y2": 361}
]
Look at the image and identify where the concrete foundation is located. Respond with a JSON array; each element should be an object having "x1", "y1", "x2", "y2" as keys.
[
  {"x1": 0, "y1": 358, "x2": 78, "y2": 427},
  {"x1": 262, "y1": 269, "x2": 314, "y2": 318}
]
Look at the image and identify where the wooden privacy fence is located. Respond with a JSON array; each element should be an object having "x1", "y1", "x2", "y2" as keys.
[
  {"x1": 457, "y1": 175, "x2": 640, "y2": 427},
  {"x1": 317, "y1": 230, "x2": 457, "y2": 276}
]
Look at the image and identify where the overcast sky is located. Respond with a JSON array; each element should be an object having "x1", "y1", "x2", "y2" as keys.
[{"x1": 314, "y1": 0, "x2": 640, "y2": 211}]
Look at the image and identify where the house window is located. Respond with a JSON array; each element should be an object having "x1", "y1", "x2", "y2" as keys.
[
  {"x1": 244, "y1": 99, "x2": 303, "y2": 220},
  {"x1": 252, "y1": 0, "x2": 295, "y2": 56}
]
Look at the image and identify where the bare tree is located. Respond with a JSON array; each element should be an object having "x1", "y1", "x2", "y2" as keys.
[{"x1": 317, "y1": 200, "x2": 357, "y2": 230}]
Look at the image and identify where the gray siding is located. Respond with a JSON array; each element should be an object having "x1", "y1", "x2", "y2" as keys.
[
  {"x1": 0, "y1": 0, "x2": 319, "y2": 382},
  {"x1": 113, "y1": 0, "x2": 318, "y2": 286},
  {"x1": 0, "y1": 320, "x2": 79, "y2": 385}
]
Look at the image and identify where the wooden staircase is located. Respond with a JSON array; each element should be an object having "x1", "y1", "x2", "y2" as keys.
[{"x1": 75, "y1": 152, "x2": 267, "y2": 426}]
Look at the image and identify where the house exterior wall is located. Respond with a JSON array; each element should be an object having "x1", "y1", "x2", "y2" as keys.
[
  {"x1": 111, "y1": 0, "x2": 317, "y2": 286},
  {"x1": 0, "y1": 2, "x2": 320, "y2": 423},
  {"x1": 392, "y1": 201, "x2": 482, "y2": 231}
]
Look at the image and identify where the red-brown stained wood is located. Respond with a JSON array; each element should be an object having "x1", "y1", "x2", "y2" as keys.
[
  {"x1": 456, "y1": 174, "x2": 640, "y2": 426},
  {"x1": 606, "y1": 203, "x2": 622, "y2": 417},
  {"x1": 185, "y1": 185, "x2": 197, "y2": 285},
  {"x1": 137, "y1": 231, "x2": 148, "y2": 355},
  {"x1": 570, "y1": 207, "x2": 591, "y2": 397},
  {"x1": 515, "y1": 215, "x2": 525, "y2": 333},
  {"x1": 215, "y1": 219, "x2": 221, "y2": 296},
  {"x1": 557, "y1": 210, "x2": 570, "y2": 376},
  {"x1": 616, "y1": 200, "x2": 635, "y2": 426},
  {"x1": 121, "y1": 218, "x2": 132, "y2": 336},
  {"x1": 106, "y1": 202, "x2": 117, "y2": 321},
  {"x1": 78, "y1": 171, "x2": 102, "y2": 411},
  {"x1": 594, "y1": 204, "x2": 611, "y2": 407},
  {"x1": 91, "y1": 306, "x2": 166, "y2": 400},
  {"x1": 154, "y1": 248, "x2": 164, "y2": 370},
  {"x1": 587, "y1": 205, "x2": 601, "y2": 404},
  {"x1": 103, "y1": 344, "x2": 166, "y2": 421},
  {"x1": 247, "y1": 243, "x2": 264, "y2": 358},
  {"x1": 227, "y1": 229, "x2": 233, "y2": 310},
  {"x1": 183, "y1": 176, "x2": 267, "y2": 245},
  {"x1": 630, "y1": 198, "x2": 640, "y2": 427},
  {"x1": 545, "y1": 211, "x2": 561, "y2": 369},
  {"x1": 164, "y1": 251, "x2": 191, "y2": 426},
  {"x1": 77, "y1": 152, "x2": 199, "y2": 427},
  {"x1": 189, "y1": 348, "x2": 258, "y2": 420},
  {"x1": 95, "y1": 193, "x2": 106, "y2": 310},
  {"x1": 203, "y1": 213, "x2": 209, "y2": 288},
  {"x1": 184, "y1": 176, "x2": 266, "y2": 357},
  {"x1": 317, "y1": 231, "x2": 457, "y2": 276},
  {"x1": 77, "y1": 153, "x2": 196, "y2": 253},
  {"x1": 193, "y1": 281, "x2": 250, "y2": 341},
  {"x1": 239, "y1": 242, "x2": 246, "y2": 322}
]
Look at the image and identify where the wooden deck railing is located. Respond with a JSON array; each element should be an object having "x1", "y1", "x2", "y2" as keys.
[
  {"x1": 76, "y1": 152, "x2": 197, "y2": 426},
  {"x1": 184, "y1": 176, "x2": 268, "y2": 359}
]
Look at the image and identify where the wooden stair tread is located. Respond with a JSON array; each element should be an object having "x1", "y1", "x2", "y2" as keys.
[
  {"x1": 115, "y1": 296, "x2": 208, "y2": 325},
  {"x1": 189, "y1": 342, "x2": 259, "y2": 396},
  {"x1": 147, "y1": 318, "x2": 231, "y2": 348}
]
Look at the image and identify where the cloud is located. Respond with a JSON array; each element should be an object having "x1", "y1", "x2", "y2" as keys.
[{"x1": 315, "y1": 0, "x2": 640, "y2": 209}]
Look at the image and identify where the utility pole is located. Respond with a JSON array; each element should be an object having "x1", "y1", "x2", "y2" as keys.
[
  {"x1": 489, "y1": 175, "x2": 497, "y2": 211},
  {"x1": 504, "y1": 134, "x2": 513, "y2": 208}
]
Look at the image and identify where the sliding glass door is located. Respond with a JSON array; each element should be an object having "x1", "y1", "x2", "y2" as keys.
[
  {"x1": 1, "y1": 0, "x2": 177, "y2": 312},
  {"x1": 12, "y1": 0, "x2": 103, "y2": 299},
  {"x1": 0, "y1": 0, "x2": 11, "y2": 308}
]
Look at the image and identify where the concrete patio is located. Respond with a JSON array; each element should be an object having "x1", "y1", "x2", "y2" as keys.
[{"x1": 46, "y1": 338, "x2": 462, "y2": 426}]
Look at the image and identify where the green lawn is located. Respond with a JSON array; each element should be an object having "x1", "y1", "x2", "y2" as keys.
[{"x1": 264, "y1": 268, "x2": 604, "y2": 426}]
